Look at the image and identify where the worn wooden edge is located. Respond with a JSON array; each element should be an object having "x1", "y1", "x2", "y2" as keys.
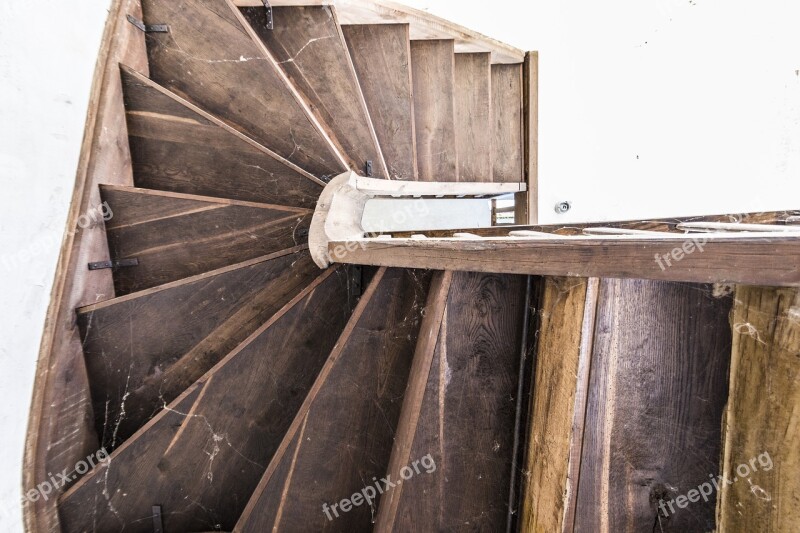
[
  {"x1": 119, "y1": 64, "x2": 327, "y2": 187},
  {"x1": 22, "y1": 0, "x2": 148, "y2": 530},
  {"x1": 233, "y1": 0, "x2": 525, "y2": 64},
  {"x1": 372, "y1": 270, "x2": 453, "y2": 530},
  {"x1": 523, "y1": 51, "x2": 538, "y2": 225},
  {"x1": 327, "y1": 237, "x2": 800, "y2": 286},
  {"x1": 234, "y1": 267, "x2": 387, "y2": 530}
]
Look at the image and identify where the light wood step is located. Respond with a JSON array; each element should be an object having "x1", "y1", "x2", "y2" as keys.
[
  {"x1": 100, "y1": 185, "x2": 311, "y2": 295},
  {"x1": 454, "y1": 52, "x2": 492, "y2": 182},
  {"x1": 120, "y1": 65, "x2": 324, "y2": 207},
  {"x1": 236, "y1": 267, "x2": 431, "y2": 531},
  {"x1": 491, "y1": 63, "x2": 525, "y2": 183},
  {"x1": 77, "y1": 247, "x2": 318, "y2": 451},
  {"x1": 140, "y1": 0, "x2": 346, "y2": 178},
  {"x1": 59, "y1": 267, "x2": 360, "y2": 532}
]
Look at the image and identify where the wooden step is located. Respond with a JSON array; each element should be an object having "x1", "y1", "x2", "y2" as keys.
[
  {"x1": 140, "y1": 0, "x2": 346, "y2": 178},
  {"x1": 342, "y1": 24, "x2": 417, "y2": 181},
  {"x1": 454, "y1": 53, "x2": 492, "y2": 182},
  {"x1": 241, "y1": 5, "x2": 388, "y2": 179},
  {"x1": 120, "y1": 65, "x2": 323, "y2": 208},
  {"x1": 235, "y1": 267, "x2": 431, "y2": 531},
  {"x1": 59, "y1": 267, "x2": 360, "y2": 532},
  {"x1": 99, "y1": 185, "x2": 311, "y2": 295},
  {"x1": 77, "y1": 247, "x2": 318, "y2": 451},
  {"x1": 491, "y1": 63, "x2": 524, "y2": 183},
  {"x1": 410, "y1": 40, "x2": 458, "y2": 182},
  {"x1": 375, "y1": 271, "x2": 530, "y2": 531}
]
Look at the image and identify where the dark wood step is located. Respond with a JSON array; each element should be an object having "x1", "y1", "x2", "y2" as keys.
[
  {"x1": 491, "y1": 63, "x2": 524, "y2": 183},
  {"x1": 99, "y1": 185, "x2": 311, "y2": 295},
  {"x1": 242, "y1": 6, "x2": 388, "y2": 179},
  {"x1": 342, "y1": 23, "x2": 417, "y2": 181},
  {"x1": 120, "y1": 65, "x2": 323, "y2": 208},
  {"x1": 375, "y1": 271, "x2": 530, "y2": 531},
  {"x1": 140, "y1": 0, "x2": 346, "y2": 178},
  {"x1": 59, "y1": 267, "x2": 360, "y2": 533},
  {"x1": 77, "y1": 247, "x2": 319, "y2": 451},
  {"x1": 410, "y1": 40, "x2": 458, "y2": 182},
  {"x1": 236, "y1": 267, "x2": 432, "y2": 531},
  {"x1": 454, "y1": 52, "x2": 493, "y2": 182}
]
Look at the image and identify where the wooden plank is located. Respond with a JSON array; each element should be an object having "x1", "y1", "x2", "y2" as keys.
[
  {"x1": 573, "y1": 279, "x2": 732, "y2": 532},
  {"x1": 327, "y1": 236, "x2": 800, "y2": 286},
  {"x1": 59, "y1": 267, "x2": 359, "y2": 533},
  {"x1": 718, "y1": 286, "x2": 800, "y2": 532},
  {"x1": 454, "y1": 53, "x2": 493, "y2": 182},
  {"x1": 410, "y1": 40, "x2": 458, "y2": 182},
  {"x1": 520, "y1": 277, "x2": 598, "y2": 533},
  {"x1": 374, "y1": 271, "x2": 529, "y2": 531},
  {"x1": 22, "y1": 1, "x2": 148, "y2": 530},
  {"x1": 236, "y1": 268, "x2": 432, "y2": 531},
  {"x1": 342, "y1": 24, "x2": 418, "y2": 180},
  {"x1": 141, "y1": 0, "x2": 346, "y2": 178},
  {"x1": 492, "y1": 63, "x2": 524, "y2": 183},
  {"x1": 78, "y1": 247, "x2": 318, "y2": 451},
  {"x1": 100, "y1": 185, "x2": 311, "y2": 294},
  {"x1": 524, "y1": 52, "x2": 539, "y2": 223},
  {"x1": 120, "y1": 66, "x2": 322, "y2": 208},
  {"x1": 241, "y1": 5, "x2": 388, "y2": 178}
]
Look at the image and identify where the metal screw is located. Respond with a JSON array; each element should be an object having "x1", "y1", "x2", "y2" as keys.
[{"x1": 555, "y1": 201, "x2": 572, "y2": 214}]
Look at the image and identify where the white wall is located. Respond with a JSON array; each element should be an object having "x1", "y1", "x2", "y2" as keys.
[
  {"x1": 0, "y1": 0, "x2": 798, "y2": 529},
  {"x1": 0, "y1": 0, "x2": 111, "y2": 529}
]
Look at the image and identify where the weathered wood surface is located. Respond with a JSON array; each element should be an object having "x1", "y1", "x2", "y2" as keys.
[
  {"x1": 23, "y1": 1, "x2": 147, "y2": 530},
  {"x1": 521, "y1": 277, "x2": 597, "y2": 533},
  {"x1": 718, "y1": 286, "x2": 800, "y2": 532},
  {"x1": 120, "y1": 66, "x2": 322, "y2": 208},
  {"x1": 141, "y1": 0, "x2": 346, "y2": 178},
  {"x1": 327, "y1": 236, "x2": 800, "y2": 287},
  {"x1": 59, "y1": 268, "x2": 358, "y2": 532},
  {"x1": 410, "y1": 40, "x2": 458, "y2": 182},
  {"x1": 236, "y1": 268, "x2": 431, "y2": 531},
  {"x1": 78, "y1": 247, "x2": 318, "y2": 451},
  {"x1": 573, "y1": 279, "x2": 732, "y2": 532},
  {"x1": 454, "y1": 53, "x2": 493, "y2": 182},
  {"x1": 243, "y1": 5, "x2": 388, "y2": 178},
  {"x1": 342, "y1": 23, "x2": 417, "y2": 180},
  {"x1": 523, "y1": 52, "x2": 539, "y2": 223},
  {"x1": 492, "y1": 63, "x2": 524, "y2": 183},
  {"x1": 100, "y1": 185, "x2": 311, "y2": 294},
  {"x1": 374, "y1": 271, "x2": 529, "y2": 531}
]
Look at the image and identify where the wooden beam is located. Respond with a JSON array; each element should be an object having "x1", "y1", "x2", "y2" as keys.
[
  {"x1": 327, "y1": 236, "x2": 800, "y2": 286},
  {"x1": 717, "y1": 286, "x2": 800, "y2": 531},
  {"x1": 523, "y1": 51, "x2": 539, "y2": 224}
]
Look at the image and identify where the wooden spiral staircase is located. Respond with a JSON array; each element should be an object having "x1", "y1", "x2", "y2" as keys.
[{"x1": 24, "y1": 0, "x2": 800, "y2": 532}]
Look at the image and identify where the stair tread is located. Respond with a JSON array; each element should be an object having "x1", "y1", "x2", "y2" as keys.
[
  {"x1": 59, "y1": 267, "x2": 359, "y2": 533},
  {"x1": 455, "y1": 52, "x2": 493, "y2": 182},
  {"x1": 141, "y1": 0, "x2": 346, "y2": 178},
  {"x1": 491, "y1": 63, "x2": 525, "y2": 183},
  {"x1": 342, "y1": 23, "x2": 417, "y2": 181},
  {"x1": 100, "y1": 185, "x2": 311, "y2": 295},
  {"x1": 120, "y1": 65, "x2": 323, "y2": 207},
  {"x1": 242, "y1": 5, "x2": 388, "y2": 178},
  {"x1": 375, "y1": 271, "x2": 529, "y2": 531},
  {"x1": 410, "y1": 40, "x2": 458, "y2": 182},
  {"x1": 236, "y1": 267, "x2": 431, "y2": 531},
  {"x1": 78, "y1": 247, "x2": 319, "y2": 450}
]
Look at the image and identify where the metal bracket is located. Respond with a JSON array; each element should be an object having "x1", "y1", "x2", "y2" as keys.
[
  {"x1": 127, "y1": 14, "x2": 168, "y2": 33},
  {"x1": 152, "y1": 506, "x2": 163, "y2": 533},
  {"x1": 88, "y1": 258, "x2": 139, "y2": 271},
  {"x1": 263, "y1": 0, "x2": 274, "y2": 30},
  {"x1": 365, "y1": 160, "x2": 373, "y2": 177}
]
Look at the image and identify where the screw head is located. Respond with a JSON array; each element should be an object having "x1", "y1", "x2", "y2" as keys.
[{"x1": 555, "y1": 201, "x2": 572, "y2": 214}]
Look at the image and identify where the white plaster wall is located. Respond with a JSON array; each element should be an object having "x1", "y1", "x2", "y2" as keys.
[
  {"x1": 0, "y1": 0, "x2": 111, "y2": 529},
  {"x1": 1, "y1": 0, "x2": 798, "y2": 530}
]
